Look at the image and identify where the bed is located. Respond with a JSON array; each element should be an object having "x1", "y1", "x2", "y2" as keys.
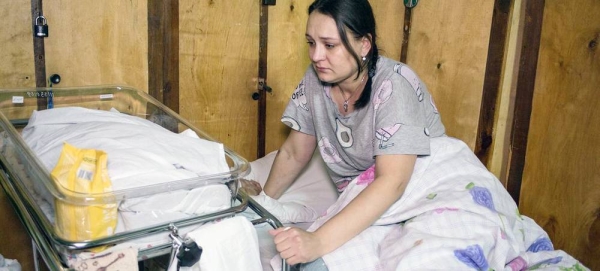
[
  {"x1": 245, "y1": 140, "x2": 590, "y2": 271},
  {"x1": 0, "y1": 85, "x2": 290, "y2": 271}
]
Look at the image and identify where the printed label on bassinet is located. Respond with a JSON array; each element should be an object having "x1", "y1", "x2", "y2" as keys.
[
  {"x1": 99, "y1": 94, "x2": 114, "y2": 100},
  {"x1": 26, "y1": 91, "x2": 53, "y2": 98},
  {"x1": 12, "y1": 96, "x2": 24, "y2": 104}
]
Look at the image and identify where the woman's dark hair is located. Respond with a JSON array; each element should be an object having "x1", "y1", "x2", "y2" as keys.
[{"x1": 308, "y1": 0, "x2": 379, "y2": 109}]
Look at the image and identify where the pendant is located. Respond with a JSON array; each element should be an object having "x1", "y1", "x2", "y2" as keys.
[{"x1": 343, "y1": 101, "x2": 349, "y2": 112}]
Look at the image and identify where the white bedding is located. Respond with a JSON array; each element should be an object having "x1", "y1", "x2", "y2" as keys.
[
  {"x1": 19, "y1": 107, "x2": 233, "y2": 232},
  {"x1": 259, "y1": 137, "x2": 589, "y2": 271},
  {"x1": 241, "y1": 150, "x2": 338, "y2": 270},
  {"x1": 22, "y1": 107, "x2": 229, "y2": 190},
  {"x1": 246, "y1": 150, "x2": 339, "y2": 224}
]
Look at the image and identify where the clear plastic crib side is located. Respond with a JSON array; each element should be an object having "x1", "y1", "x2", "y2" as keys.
[
  {"x1": 0, "y1": 85, "x2": 250, "y2": 246},
  {"x1": 0, "y1": 85, "x2": 250, "y2": 205}
]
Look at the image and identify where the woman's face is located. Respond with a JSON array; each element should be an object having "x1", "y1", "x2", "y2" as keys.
[{"x1": 305, "y1": 12, "x2": 365, "y2": 85}]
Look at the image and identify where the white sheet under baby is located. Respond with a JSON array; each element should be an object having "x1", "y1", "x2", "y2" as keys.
[{"x1": 179, "y1": 216, "x2": 262, "y2": 271}]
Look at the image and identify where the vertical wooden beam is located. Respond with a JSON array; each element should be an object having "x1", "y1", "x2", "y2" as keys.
[
  {"x1": 148, "y1": 0, "x2": 179, "y2": 112},
  {"x1": 506, "y1": 0, "x2": 545, "y2": 204},
  {"x1": 257, "y1": 3, "x2": 269, "y2": 158},
  {"x1": 31, "y1": 0, "x2": 46, "y2": 88},
  {"x1": 31, "y1": 0, "x2": 47, "y2": 111},
  {"x1": 400, "y1": 7, "x2": 412, "y2": 63},
  {"x1": 475, "y1": 0, "x2": 511, "y2": 164}
]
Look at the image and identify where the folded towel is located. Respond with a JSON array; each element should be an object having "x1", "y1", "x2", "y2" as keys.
[{"x1": 178, "y1": 216, "x2": 262, "y2": 271}]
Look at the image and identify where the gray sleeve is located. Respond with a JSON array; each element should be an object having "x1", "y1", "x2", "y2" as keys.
[
  {"x1": 372, "y1": 73, "x2": 431, "y2": 156},
  {"x1": 281, "y1": 76, "x2": 316, "y2": 136}
]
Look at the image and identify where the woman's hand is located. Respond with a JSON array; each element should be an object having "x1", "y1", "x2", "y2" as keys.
[
  {"x1": 269, "y1": 227, "x2": 323, "y2": 265},
  {"x1": 239, "y1": 179, "x2": 262, "y2": 196}
]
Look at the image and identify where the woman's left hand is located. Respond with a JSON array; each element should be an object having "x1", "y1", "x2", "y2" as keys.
[
  {"x1": 239, "y1": 179, "x2": 262, "y2": 196},
  {"x1": 269, "y1": 227, "x2": 323, "y2": 265}
]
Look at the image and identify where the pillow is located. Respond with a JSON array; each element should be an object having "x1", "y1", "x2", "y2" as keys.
[{"x1": 246, "y1": 150, "x2": 339, "y2": 223}]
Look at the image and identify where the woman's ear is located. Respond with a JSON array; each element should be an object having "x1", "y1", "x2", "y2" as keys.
[{"x1": 361, "y1": 34, "x2": 373, "y2": 57}]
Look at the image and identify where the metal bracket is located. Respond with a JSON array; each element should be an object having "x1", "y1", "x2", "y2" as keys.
[
  {"x1": 258, "y1": 78, "x2": 272, "y2": 93},
  {"x1": 262, "y1": 0, "x2": 276, "y2": 6},
  {"x1": 167, "y1": 224, "x2": 202, "y2": 268}
]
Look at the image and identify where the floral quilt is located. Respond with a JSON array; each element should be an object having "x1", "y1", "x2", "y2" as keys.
[{"x1": 271, "y1": 137, "x2": 588, "y2": 271}]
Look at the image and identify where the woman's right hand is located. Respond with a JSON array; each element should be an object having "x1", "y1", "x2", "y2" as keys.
[
  {"x1": 240, "y1": 179, "x2": 262, "y2": 196},
  {"x1": 269, "y1": 227, "x2": 324, "y2": 265}
]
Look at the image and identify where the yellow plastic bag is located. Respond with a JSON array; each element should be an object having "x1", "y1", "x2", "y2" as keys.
[{"x1": 51, "y1": 142, "x2": 117, "y2": 248}]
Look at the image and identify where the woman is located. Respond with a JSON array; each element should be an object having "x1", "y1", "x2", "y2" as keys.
[
  {"x1": 243, "y1": 0, "x2": 445, "y2": 268},
  {"x1": 242, "y1": 1, "x2": 591, "y2": 270}
]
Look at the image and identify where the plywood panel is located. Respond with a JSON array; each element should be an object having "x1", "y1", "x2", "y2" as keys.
[
  {"x1": 180, "y1": 0, "x2": 259, "y2": 160},
  {"x1": 43, "y1": 1, "x2": 148, "y2": 91},
  {"x1": 519, "y1": 0, "x2": 600, "y2": 269},
  {"x1": 408, "y1": 0, "x2": 494, "y2": 149},
  {"x1": 265, "y1": 0, "x2": 312, "y2": 154},
  {"x1": 265, "y1": 0, "x2": 406, "y2": 154},
  {"x1": 370, "y1": 1, "x2": 405, "y2": 61},
  {"x1": 0, "y1": 0, "x2": 35, "y2": 88},
  {"x1": 0, "y1": 2, "x2": 37, "y2": 270}
]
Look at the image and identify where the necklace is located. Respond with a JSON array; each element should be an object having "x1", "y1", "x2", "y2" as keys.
[{"x1": 340, "y1": 73, "x2": 366, "y2": 112}]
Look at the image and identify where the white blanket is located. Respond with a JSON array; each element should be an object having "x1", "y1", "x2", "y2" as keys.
[
  {"x1": 22, "y1": 107, "x2": 229, "y2": 191},
  {"x1": 178, "y1": 216, "x2": 262, "y2": 271},
  {"x1": 20, "y1": 107, "x2": 232, "y2": 232},
  {"x1": 270, "y1": 137, "x2": 589, "y2": 271}
]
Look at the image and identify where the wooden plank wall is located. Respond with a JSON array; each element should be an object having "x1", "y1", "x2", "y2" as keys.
[
  {"x1": 265, "y1": 0, "x2": 312, "y2": 154},
  {"x1": 518, "y1": 0, "x2": 600, "y2": 269},
  {"x1": 0, "y1": 1, "x2": 38, "y2": 270},
  {"x1": 179, "y1": 0, "x2": 260, "y2": 161},
  {"x1": 0, "y1": 0, "x2": 35, "y2": 89},
  {"x1": 42, "y1": 0, "x2": 148, "y2": 90},
  {"x1": 408, "y1": 0, "x2": 495, "y2": 149}
]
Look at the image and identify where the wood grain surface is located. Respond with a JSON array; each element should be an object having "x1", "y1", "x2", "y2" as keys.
[
  {"x1": 408, "y1": 0, "x2": 494, "y2": 149},
  {"x1": 519, "y1": 0, "x2": 600, "y2": 269},
  {"x1": 179, "y1": 0, "x2": 260, "y2": 160},
  {"x1": 42, "y1": 0, "x2": 148, "y2": 91}
]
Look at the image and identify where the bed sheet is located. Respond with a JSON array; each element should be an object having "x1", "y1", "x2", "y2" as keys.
[{"x1": 263, "y1": 136, "x2": 589, "y2": 271}]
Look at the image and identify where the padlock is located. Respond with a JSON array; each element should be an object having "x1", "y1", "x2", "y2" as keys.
[{"x1": 34, "y1": 16, "x2": 49, "y2": 37}]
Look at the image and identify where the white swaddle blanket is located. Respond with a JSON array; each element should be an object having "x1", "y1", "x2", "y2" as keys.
[
  {"x1": 22, "y1": 107, "x2": 229, "y2": 189},
  {"x1": 21, "y1": 107, "x2": 232, "y2": 231}
]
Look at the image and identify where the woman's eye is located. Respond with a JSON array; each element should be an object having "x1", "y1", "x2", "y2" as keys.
[
  {"x1": 306, "y1": 41, "x2": 315, "y2": 46},
  {"x1": 326, "y1": 44, "x2": 335, "y2": 48}
]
